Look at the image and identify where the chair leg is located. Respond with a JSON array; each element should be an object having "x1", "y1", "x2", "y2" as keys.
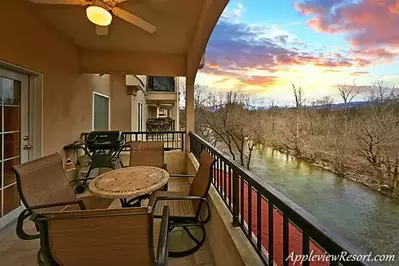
[
  {"x1": 16, "y1": 209, "x2": 39, "y2": 240},
  {"x1": 168, "y1": 224, "x2": 206, "y2": 258},
  {"x1": 37, "y1": 249, "x2": 46, "y2": 266}
]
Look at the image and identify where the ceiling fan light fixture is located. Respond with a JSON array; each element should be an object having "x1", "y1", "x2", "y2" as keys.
[{"x1": 86, "y1": 6, "x2": 112, "y2": 26}]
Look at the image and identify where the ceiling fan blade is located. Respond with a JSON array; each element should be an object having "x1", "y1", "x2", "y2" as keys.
[
  {"x1": 112, "y1": 7, "x2": 156, "y2": 33},
  {"x1": 30, "y1": 0, "x2": 88, "y2": 5}
]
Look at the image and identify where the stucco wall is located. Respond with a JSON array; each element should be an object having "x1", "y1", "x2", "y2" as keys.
[
  {"x1": 110, "y1": 74, "x2": 131, "y2": 131},
  {"x1": 127, "y1": 74, "x2": 147, "y2": 131},
  {"x1": 131, "y1": 90, "x2": 147, "y2": 131},
  {"x1": 0, "y1": 1, "x2": 131, "y2": 157},
  {"x1": 0, "y1": 0, "x2": 91, "y2": 156},
  {"x1": 91, "y1": 74, "x2": 111, "y2": 96}
]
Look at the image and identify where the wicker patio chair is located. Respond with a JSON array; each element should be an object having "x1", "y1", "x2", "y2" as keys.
[
  {"x1": 11, "y1": 153, "x2": 113, "y2": 241},
  {"x1": 129, "y1": 141, "x2": 167, "y2": 169},
  {"x1": 129, "y1": 141, "x2": 168, "y2": 192},
  {"x1": 148, "y1": 151, "x2": 215, "y2": 257},
  {"x1": 33, "y1": 206, "x2": 170, "y2": 266}
]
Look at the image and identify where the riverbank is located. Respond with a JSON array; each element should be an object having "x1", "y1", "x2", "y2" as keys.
[{"x1": 269, "y1": 145, "x2": 399, "y2": 200}]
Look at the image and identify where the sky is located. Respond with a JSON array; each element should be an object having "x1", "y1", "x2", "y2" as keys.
[{"x1": 195, "y1": 0, "x2": 399, "y2": 105}]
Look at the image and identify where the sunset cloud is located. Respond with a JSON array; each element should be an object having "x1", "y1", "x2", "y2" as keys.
[
  {"x1": 201, "y1": 18, "x2": 370, "y2": 89},
  {"x1": 206, "y1": 63, "x2": 220, "y2": 69},
  {"x1": 295, "y1": 0, "x2": 399, "y2": 60},
  {"x1": 350, "y1": 71, "x2": 370, "y2": 76},
  {"x1": 352, "y1": 48, "x2": 399, "y2": 61},
  {"x1": 239, "y1": 76, "x2": 279, "y2": 86},
  {"x1": 195, "y1": 0, "x2": 399, "y2": 104}
]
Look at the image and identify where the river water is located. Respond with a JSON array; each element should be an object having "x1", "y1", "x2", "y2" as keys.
[{"x1": 250, "y1": 147, "x2": 399, "y2": 264}]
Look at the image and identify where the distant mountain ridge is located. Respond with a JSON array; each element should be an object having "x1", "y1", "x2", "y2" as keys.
[{"x1": 249, "y1": 101, "x2": 373, "y2": 110}]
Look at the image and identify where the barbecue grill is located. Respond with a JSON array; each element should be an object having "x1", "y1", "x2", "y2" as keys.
[{"x1": 75, "y1": 131, "x2": 125, "y2": 194}]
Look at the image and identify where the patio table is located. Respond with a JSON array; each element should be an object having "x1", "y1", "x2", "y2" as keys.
[{"x1": 88, "y1": 166, "x2": 169, "y2": 207}]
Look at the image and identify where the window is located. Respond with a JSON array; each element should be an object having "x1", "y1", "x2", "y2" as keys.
[
  {"x1": 137, "y1": 102, "x2": 143, "y2": 132},
  {"x1": 93, "y1": 92, "x2": 110, "y2": 131},
  {"x1": 158, "y1": 108, "x2": 168, "y2": 118},
  {"x1": 147, "y1": 76, "x2": 175, "y2": 92}
]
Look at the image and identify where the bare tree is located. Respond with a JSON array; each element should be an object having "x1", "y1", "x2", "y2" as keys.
[
  {"x1": 337, "y1": 83, "x2": 360, "y2": 109},
  {"x1": 356, "y1": 84, "x2": 399, "y2": 193},
  {"x1": 198, "y1": 91, "x2": 265, "y2": 169},
  {"x1": 315, "y1": 96, "x2": 334, "y2": 108},
  {"x1": 288, "y1": 84, "x2": 306, "y2": 157}
]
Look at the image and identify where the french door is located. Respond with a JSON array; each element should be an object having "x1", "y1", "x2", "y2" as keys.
[{"x1": 0, "y1": 69, "x2": 29, "y2": 228}]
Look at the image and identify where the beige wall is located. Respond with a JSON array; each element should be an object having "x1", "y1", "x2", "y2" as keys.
[
  {"x1": 0, "y1": 1, "x2": 131, "y2": 157},
  {"x1": 0, "y1": 0, "x2": 91, "y2": 156},
  {"x1": 126, "y1": 74, "x2": 147, "y2": 131},
  {"x1": 110, "y1": 74, "x2": 131, "y2": 131},
  {"x1": 131, "y1": 90, "x2": 147, "y2": 131},
  {"x1": 91, "y1": 74, "x2": 111, "y2": 96},
  {"x1": 164, "y1": 151, "x2": 187, "y2": 174},
  {"x1": 148, "y1": 106, "x2": 158, "y2": 118}
]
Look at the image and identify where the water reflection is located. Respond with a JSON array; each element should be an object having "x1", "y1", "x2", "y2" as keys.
[{"x1": 251, "y1": 147, "x2": 399, "y2": 265}]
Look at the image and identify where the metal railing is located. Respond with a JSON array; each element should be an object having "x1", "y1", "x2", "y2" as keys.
[
  {"x1": 189, "y1": 132, "x2": 377, "y2": 266},
  {"x1": 81, "y1": 131, "x2": 185, "y2": 151}
]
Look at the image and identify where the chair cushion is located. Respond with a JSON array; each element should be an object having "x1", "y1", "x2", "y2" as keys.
[{"x1": 150, "y1": 191, "x2": 196, "y2": 218}]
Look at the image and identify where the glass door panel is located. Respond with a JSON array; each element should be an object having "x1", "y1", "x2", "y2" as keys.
[
  {"x1": 0, "y1": 71, "x2": 27, "y2": 222},
  {"x1": 3, "y1": 185, "x2": 19, "y2": 216}
]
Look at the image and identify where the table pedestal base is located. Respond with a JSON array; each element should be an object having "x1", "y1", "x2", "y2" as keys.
[{"x1": 120, "y1": 196, "x2": 147, "y2": 207}]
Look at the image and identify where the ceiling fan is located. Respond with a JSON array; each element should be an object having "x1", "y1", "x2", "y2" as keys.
[{"x1": 29, "y1": 0, "x2": 156, "y2": 35}]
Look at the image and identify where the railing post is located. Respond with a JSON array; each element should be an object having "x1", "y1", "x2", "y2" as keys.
[
  {"x1": 182, "y1": 132, "x2": 185, "y2": 151},
  {"x1": 232, "y1": 170, "x2": 240, "y2": 227},
  {"x1": 189, "y1": 133, "x2": 193, "y2": 153}
]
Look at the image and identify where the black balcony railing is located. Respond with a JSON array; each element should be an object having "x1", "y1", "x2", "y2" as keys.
[
  {"x1": 146, "y1": 118, "x2": 175, "y2": 132},
  {"x1": 81, "y1": 131, "x2": 185, "y2": 151},
  {"x1": 189, "y1": 132, "x2": 378, "y2": 266}
]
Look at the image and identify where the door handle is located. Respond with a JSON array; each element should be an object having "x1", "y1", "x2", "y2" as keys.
[{"x1": 23, "y1": 144, "x2": 32, "y2": 150}]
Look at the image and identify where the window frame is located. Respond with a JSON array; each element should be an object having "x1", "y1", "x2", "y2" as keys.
[
  {"x1": 92, "y1": 91, "x2": 111, "y2": 131},
  {"x1": 137, "y1": 102, "x2": 143, "y2": 132}
]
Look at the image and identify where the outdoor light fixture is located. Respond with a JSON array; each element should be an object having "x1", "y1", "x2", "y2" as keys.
[{"x1": 86, "y1": 6, "x2": 112, "y2": 26}]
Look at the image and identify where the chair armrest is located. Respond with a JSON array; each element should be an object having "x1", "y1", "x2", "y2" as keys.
[
  {"x1": 151, "y1": 196, "x2": 210, "y2": 223},
  {"x1": 168, "y1": 174, "x2": 195, "y2": 178},
  {"x1": 16, "y1": 200, "x2": 85, "y2": 241},
  {"x1": 116, "y1": 141, "x2": 131, "y2": 157},
  {"x1": 156, "y1": 206, "x2": 170, "y2": 266},
  {"x1": 27, "y1": 199, "x2": 86, "y2": 212}
]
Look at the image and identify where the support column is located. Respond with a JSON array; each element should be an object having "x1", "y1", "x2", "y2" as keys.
[
  {"x1": 185, "y1": 78, "x2": 195, "y2": 152},
  {"x1": 110, "y1": 74, "x2": 131, "y2": 131}
]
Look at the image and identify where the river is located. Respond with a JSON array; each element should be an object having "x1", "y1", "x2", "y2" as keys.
[{"x1": 250, "y1": 147, "x2": 399, "y2": 264}]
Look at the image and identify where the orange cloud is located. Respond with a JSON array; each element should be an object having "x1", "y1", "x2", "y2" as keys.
[
  {"x1": 324, "y1": 69, "x2": 342, "y2": 73},
  {"x1": 352, "y1": 48, "x2": 398, "y2": 60},
  {"x1": 315, "y1": 60, "x2": 352, "y2": 68},
  {"x1": 206, "y1": 63, "x2": 220, "y2": 69},
  {"x1": 350, "y1": 71, "x2": 370, "y2": 76},
  {"x1": 240, "y1": 76, "x2": 279, "y2": 86},
  {"x1": 354, "y1": 58, "x2": 372, "y2": 67}
]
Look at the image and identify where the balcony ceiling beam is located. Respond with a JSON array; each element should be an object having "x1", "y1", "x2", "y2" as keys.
[{"x1": 80, "y1": 51, "x2": 187, "y2": 76}]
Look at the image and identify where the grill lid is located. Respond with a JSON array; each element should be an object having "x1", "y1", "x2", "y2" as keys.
[{"x1": 86, "y1": 131, "x2": 124, "y2": 151}]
